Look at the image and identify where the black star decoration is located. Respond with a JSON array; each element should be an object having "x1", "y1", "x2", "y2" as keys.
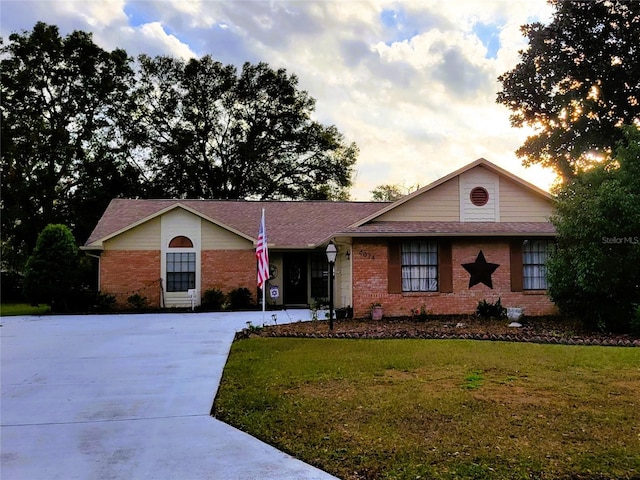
[{"x1": 462, "y1": 250, "x2": 500, "y2": 289}]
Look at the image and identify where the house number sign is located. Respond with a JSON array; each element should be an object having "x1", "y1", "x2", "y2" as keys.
[{"x1": 358, "y1": 249, "x2": 375, "y2": 260}]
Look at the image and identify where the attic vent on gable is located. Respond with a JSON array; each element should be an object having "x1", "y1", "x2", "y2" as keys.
[
  {"x1": 470, "y1": 186, "x2": 489, "y2": 206},
  {"x1": 169, "y1": 236, "x2": 193, "y2": 248}
]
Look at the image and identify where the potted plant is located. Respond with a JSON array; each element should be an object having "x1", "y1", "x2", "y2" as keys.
[{"x1": 370, "y1": 302, "x2": 383, "y2": 320}]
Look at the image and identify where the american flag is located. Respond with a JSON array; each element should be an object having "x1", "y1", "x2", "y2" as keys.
[{"x1": 256, "y1": 209, "x2": 269, "y2": 288}]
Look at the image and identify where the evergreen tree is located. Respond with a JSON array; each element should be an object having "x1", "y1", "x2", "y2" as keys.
[{"x1": 23, "y1": 224, "x2": 81, "y2": 312}]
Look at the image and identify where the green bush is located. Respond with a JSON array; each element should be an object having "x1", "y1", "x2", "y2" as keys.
[
  {"x1": 228, "y1": 287, "x2": 253, "y2": 310},
  {"x1": 476, "y1": 298, "x2": 507, "y2": 320},
  {"x1": 93, "y1": 292, "x2": 117, "y2": 312},
  {"x1": 547, "y1": 127, "x2": 640, "y2": 333},
  {"x1": 23, "y1": 224, "x2": 80, "y2": 312},
  {"x1": 127, "y1": 293, "x2": 149, "y2": 311},
  {"x1": 201, "y1": 288, "x2": 226, "y2": 311}
]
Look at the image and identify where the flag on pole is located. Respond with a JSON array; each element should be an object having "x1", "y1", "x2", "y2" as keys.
[{"x1": 256, "y1": 209, "x2": 269, "y2": 288}]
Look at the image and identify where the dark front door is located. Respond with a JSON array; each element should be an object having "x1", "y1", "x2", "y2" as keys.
[{"x1": 283, "y1": 253, "x2": 308, "y2": 305}]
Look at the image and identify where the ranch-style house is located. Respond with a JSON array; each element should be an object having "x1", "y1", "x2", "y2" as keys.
[{"x1": 83, "y1": 158, "x2": 557, "y2": 317}]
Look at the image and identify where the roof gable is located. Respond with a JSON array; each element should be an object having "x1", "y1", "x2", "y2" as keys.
[
  {"x1": 84, "y1": 201, "x2": 254, "y2": 248},
  {"x1": 351, "y1": 158, "x2": 553, "y2": 227}
]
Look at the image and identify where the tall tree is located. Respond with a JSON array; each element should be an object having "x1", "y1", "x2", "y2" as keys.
[
  {"x1": 23, "y1": 224, "x2": 80, "y2": 312},
  {"x1": 547, "y1": 127, "x2": 640, "y2": 332},
  {"x1": 0, "y1": 22, "x2": 142, "y2": 270},
  {"x1": 497, "y1": 0, "x2": 640, "y2": 180},
  {"x1": 131, "y1": 55, "x2": 357, "y2": 200}
]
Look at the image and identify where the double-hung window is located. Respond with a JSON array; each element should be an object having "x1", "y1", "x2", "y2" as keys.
[
  {"x1": 166, "y1": 252, "x2": 196, "y2": 292},
  {"x1": 401, "y1": 240, "x2": 438, "y2": 292},
  {"x1": 522, "y1": 240, "x2": 553, "y2": 290}
]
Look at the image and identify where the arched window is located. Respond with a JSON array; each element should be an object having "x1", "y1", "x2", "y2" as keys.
[{"x1": 169, "y1": 235, "x2": 193, "y2": 248}]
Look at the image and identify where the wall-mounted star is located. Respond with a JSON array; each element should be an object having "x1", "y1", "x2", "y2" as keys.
[{"x1": 462, "y1": 250, "x2": 499, "y2": 289}]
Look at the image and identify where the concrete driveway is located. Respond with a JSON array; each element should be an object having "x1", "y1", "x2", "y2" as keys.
[{"x1": 1, "y1": 311, "x2": 338, "y2": 479}]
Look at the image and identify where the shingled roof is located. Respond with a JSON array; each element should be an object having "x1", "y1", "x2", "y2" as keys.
[
  {"x1": 339, "y1": 221, "x2": 555, "y2": 237},
  {"x1": 85, "y1": 160, "x2": 556, "y2": 250},
  {"x1": 84, "y1": 199, "x2": 388, "y2": 249}
]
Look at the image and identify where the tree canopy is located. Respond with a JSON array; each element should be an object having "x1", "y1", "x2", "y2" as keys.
[
  {"x1": 497, "y1": 0, "x2": 640, "y2": 180},
  {"x1": 0, "y1": 22, "x2": 143, "y2": 270},
  {"x1": 1, "y1": 22, "x2": 357, "y2": 271},
  {"x1": 547, "y1": 126, "x2": 640, "y2": 332},
  {"x1": 131, "y1": 55, "x2": 356, "y2": 201},
  {"x1": 370, "y1": 184, "x2": 406, "y2": 201}
]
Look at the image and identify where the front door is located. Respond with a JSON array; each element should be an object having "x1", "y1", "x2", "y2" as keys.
[{"x1": 283, "y1": 253, "x2": 308, "y2": 305}]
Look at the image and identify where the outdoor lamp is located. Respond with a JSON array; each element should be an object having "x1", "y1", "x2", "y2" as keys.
[
  {"x1": 326, "y1": 242, "x2": 337, "y2": 263},
  {"x1": 326, "y1": 242, "x2": 337, "y2": 330}
]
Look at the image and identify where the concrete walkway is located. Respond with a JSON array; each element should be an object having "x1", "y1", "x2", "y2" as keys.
[{"x1": 1, "y1": 311, "x2": 339, "y2": 479}]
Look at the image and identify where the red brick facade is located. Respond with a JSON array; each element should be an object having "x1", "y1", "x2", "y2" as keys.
[
  {"x1": 100, "y1": 250, "x2": 162, "y2": 307},
  {"x1": 100, "y1": 249, "x2": 259, "y2": 308},
  {"x1": 201, "y1": 249, "x2": 257, "y2": 301},
  {"x1": 352, "y1": 238, "x2": 557, "y2": 318}
]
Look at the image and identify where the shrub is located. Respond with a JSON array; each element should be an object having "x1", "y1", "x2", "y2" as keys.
[
  {"x1": 547, "y1": 127, "x2": 640, "y2": 333},
  {"x1": 93, "y1": 292, "x2": 117, "y2": 312},
  {"x1": 228, "y1": 287, "x2": 253, "y2": 310},
  {"x1": 411, "y1": 304, "x2": 430, "y2": 320},
  {"x1": 23, "y1": 224, "x2": 80, "y2": 312},
  {"x1": 127, "y1": 293, "x2": 149, "y2": 311},
  {"x1": 476, "y1": 298, "x2": 507, "y2": 320},
  {"x1": 201, "y1": 288, "x2": 226, "y2": 311}
]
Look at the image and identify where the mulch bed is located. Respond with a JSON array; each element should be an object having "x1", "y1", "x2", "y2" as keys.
[{"x1": 251, "y1": 315, "x2": 640, "y2": 347}]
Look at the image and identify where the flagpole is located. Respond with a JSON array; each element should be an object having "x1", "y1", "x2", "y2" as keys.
[
  {"x1": 261, "y1": 208, "x2": 266, "y2": 324},
  {"x1": 262, "y1": 272, "x2": 266, "y2": 324},
  {"x1": 257, "y1": 208, "x2": 269, "y2": 325}
]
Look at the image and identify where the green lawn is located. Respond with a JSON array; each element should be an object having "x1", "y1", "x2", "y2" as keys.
[
  {"x1": 213, "y1": 338, "x2": 640, "y2": 480},
  {"x1": 0, "y1": 303, "x2": 49, "y2": 316}
]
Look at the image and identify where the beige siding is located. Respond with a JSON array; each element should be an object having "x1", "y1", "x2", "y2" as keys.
[
  {"x1": 500, "y1": 177, "x2": 553, "y2": 222},
  {"x1": 377, "y1": 178, "x2": 460, "y2": 221},
  {"x1": 460, "y1": 167, "x2": 499, "y2": 222},
  {"x1": 201, "y1": 220, "x2": 253, "y2": 250},
  {"x1": 336, "y1": 243, "x2": 352, "y2": 308},
  {"x1": 161, "y1": 209, "x2": 201, "y2": 308},
  {"x1": 164, "y1": 292, "x2": 193, "y2": 309},
  {"x1": 161, "y1": 208, "x2": 201, "y2": 249},
  {"x1": 103, "y1": 217, "x2": 161, "y2": 250}
]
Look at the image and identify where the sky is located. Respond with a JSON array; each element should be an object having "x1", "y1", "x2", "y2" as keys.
[{"x1": 1, "y1": 0, "x2": 559, "y2": 200}]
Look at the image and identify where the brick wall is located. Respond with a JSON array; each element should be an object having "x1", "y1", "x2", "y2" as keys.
[
  {"x1": 101, "y1": 249, "x2": 258, "y2": 308},
  {"x1": 201, "y1": 249, "x2": 257, "y2": 302},
  {"x1": 352, "y1": 238, "x2": 557, "y2": 318},
  {"x1": 100, "y1": 250, "x2": 162, "y2": 307}
]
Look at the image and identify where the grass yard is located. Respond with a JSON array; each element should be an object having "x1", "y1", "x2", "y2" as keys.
[
  {"x1": 0, "y1": 303, "x2": 49, "y2": 316},
  {"x1": 213, "y1": 338, "x2": 640, "y2": 480}
]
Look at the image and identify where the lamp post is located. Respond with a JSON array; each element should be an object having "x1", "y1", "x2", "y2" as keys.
[{"x1": 326, "y1": 242, "x2": 337, "y2": 330}]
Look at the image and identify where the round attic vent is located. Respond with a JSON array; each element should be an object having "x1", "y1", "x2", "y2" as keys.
[{"x1": 470, "y1": 186, "x2": 489, "y2": 206}]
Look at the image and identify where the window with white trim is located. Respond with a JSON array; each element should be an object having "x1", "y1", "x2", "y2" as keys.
[
  {"x1": 166, "y1": 252, "x2": 196, "y2": 292},
  {"x1": 523, "y1": 240, "x2": 553, "y2": 290},
  {"x1": 401, "y1": 240, "x2": 438, "y2": 292}
]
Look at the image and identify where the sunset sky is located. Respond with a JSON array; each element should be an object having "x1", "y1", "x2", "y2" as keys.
[{"x1": 1, "y1": 0, "x2": 560, "y2": 199}]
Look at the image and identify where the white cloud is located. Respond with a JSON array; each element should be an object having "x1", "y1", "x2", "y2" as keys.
[
  {"x1": 0, "y1": 0, "x2": 559, "y2": 200},
  {"x1": 131, "y1": 21, "x2": 196, "y2": 59}
]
